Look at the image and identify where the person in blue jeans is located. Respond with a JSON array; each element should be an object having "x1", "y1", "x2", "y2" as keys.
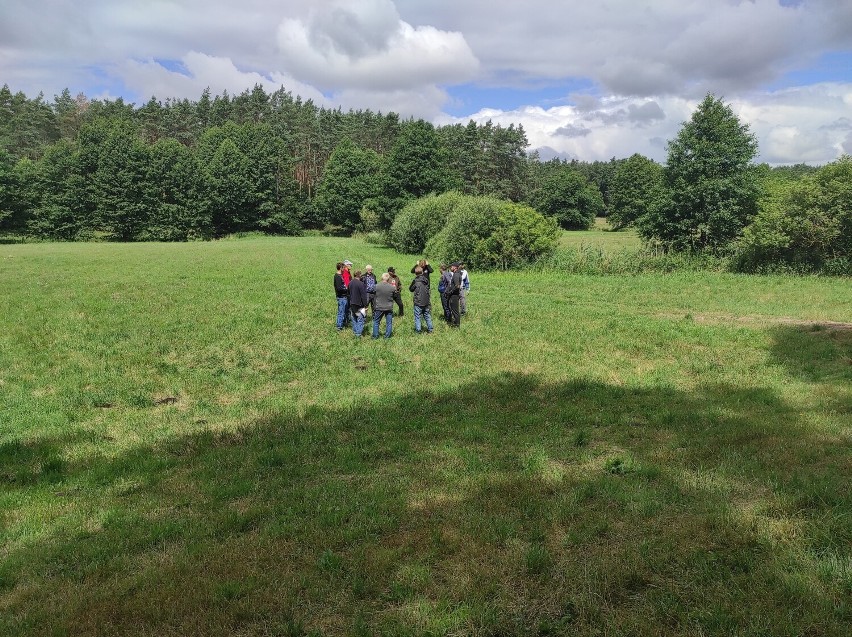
[
  {"x1": 409, "y1": 266, "x2": 433, "y2": 333},
  {"x1": 333, "y1": 262, "x2": 349, "y2": 330},
  {"x1": 372, "y1": 273, "x2": 396, "y2": 339},
  {"x1": 348, "y1": 270, "x2": 369, "y2": 337}
]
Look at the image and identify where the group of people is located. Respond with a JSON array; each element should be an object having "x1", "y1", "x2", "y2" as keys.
[{"x1": 334, "y1": 259, "x2": 470, "y2": 338}]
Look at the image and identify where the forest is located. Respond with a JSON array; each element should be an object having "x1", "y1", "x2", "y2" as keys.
[{"x1": 0, "y1": 83, "x2": 849, "y2": 274}]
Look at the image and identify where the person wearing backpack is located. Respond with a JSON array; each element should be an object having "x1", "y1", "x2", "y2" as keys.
[
  {"x1": 363, "y1": 264, "x2": 377, "y2": 317},
  {"x1": 446, "y1": 262, "x2": 463, "y2": 328},
  {"x1": 438, "y1": 263, "x2": 452, "y2": 322},
  {"x1": 408, "y1": 266, "x2": 434, "y2": 334},
  {"x1": 348, "y1": 270, "x2": 369, "y2": 337}
]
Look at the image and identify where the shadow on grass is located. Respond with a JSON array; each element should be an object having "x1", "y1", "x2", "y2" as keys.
[
  {"x1": 768, "y1": 323, "x2": 852, "y2": 384},
  {"x1": 1, "y1": 374, "x2": 850, "y2": 636}
]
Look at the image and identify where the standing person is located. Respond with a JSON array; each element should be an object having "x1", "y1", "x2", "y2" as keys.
[
  {"x1": 387, "y1": 266, "x2": 404, "y2": 317},
  {"x1": 333, "y1": 262, "x2": 349, "y2": 331},
  {"x1": 446, "y1": 262, "x2": 463, "y2": 328},
  {"x1": 342, "y1": 260, "x2": 353, "y2": 287},
  {"x1": 459, "y1": 262, "x2": 470, "y2": 315},
  {"x1": 348, "y1": 270, "x2": 368, "y2": 337},
  {"x1": 410, "y1": 259, "x2": 433, "y2": 284},
  {"x1": 372, "y1": 273, "x2": 396, "y2": 339},
  {"x1": 438, "y1": 263, "x2": 452, "y2": 322},
  {"x1": 363, "y1": 265, "x2": 377, "y2": 316},
  {"x1": 409, "y1": 266, "x2": 434, "y2": 334}
]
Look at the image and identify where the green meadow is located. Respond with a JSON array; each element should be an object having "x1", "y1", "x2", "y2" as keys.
[
  {"x1": 1, "y1": 236, "x2": 850, "y2": 636},
  {"x1": 558, "y1": 219, "x2": 642, "y2": 251}
]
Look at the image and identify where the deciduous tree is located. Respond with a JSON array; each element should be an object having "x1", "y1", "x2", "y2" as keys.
[
  {"x1": 641, "y1": 94, "x2": 759, "y2": 251},
  {"x1": 313, "y1": 138, "x2": 381, "y2": 230},
  {"x1": 608, "y1": 154, "x2": 664, "y2": 230},
  {"x1": 533, "y1": 167, "x2": 603, "y2": 230}
]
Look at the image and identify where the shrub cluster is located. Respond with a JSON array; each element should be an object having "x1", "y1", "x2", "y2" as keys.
[
  {"x1": 733, "y1": 156, "x2": 851, "y2": 275},
  {"x1": 388, "y1": 192, "x2": 559, "y2": 270},
  {"x1": 532, "y1": 245, "x2": 730, "y2": 275}
]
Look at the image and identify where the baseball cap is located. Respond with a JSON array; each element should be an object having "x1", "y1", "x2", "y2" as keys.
[{"x1": 343, "y1": 260, "x2": 353, "y2": 266}]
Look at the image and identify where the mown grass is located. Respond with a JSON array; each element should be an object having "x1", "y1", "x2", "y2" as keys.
[{"x1": 1, "y1": 237, "x2": 850, "y2": 636}]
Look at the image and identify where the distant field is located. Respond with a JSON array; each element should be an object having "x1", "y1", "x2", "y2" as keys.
[
  {"x1": 559, "y1": 219, "x2": 642, "y2": 251},
  {"x1": 1, "y1": 237, "x2": 850, "y2": 636}
]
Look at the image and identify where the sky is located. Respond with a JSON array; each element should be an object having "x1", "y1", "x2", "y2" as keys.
[{"x1": 2, "y1": 0, "x2": 852, "y2": 165}]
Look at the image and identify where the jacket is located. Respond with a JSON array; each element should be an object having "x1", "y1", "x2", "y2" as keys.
[
  {"x1": 408, "y1": 274, "x2": 431, "y2": 307},
  {"x1": 334, "y1": 273, "x2": 348, "y2": 298},
  {"x1": 348, "y1": 278, "x2": 369, "y2": 309},
  {"x1": 373, "y1": 281, "x2": 396, "y2": 312},
  {"x1": 410, "y1": 263, "x2": 434, "y2": 283},
  {"x1": 447, "y1": 270, "x2": 462, "y2": 296},
  {"x1": 439, "y1": 270, "x2": 453, "y2": 293},
  {"x1": 362, "y1": 272, "x2": 377, "y2": 294}
]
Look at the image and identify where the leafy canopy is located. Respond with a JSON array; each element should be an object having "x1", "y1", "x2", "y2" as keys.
[
  {"x1": 532, "y1": 167, "x2": 603, "y2": 230},
  {"x1": 608, "y1": 153, "x2": 664, "y2": 230},
  {"x1": 639, "y1": 94, "x2": 759, "y2": 251}
]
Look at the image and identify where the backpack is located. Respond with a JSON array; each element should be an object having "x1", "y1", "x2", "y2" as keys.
[{"x1": 364, "y1": 274, "x2": 377, "y2": 293}]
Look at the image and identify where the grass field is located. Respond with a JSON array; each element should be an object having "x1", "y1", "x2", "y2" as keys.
[
  {"x1": 558, "y1": 219, "x2": 642, "y2": 251},
  {"x1": 1, "y1": 236, "x2": 851, "y2": 636}
]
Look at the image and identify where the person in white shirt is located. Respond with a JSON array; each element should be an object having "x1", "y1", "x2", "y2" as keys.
[{"x1": 459, "y1": 263, "x2": 470, "y2": 315}]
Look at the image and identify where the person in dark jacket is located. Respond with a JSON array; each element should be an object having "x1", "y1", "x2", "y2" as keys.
[
  {"x1": 372, "y1": 273, "x2": 396, "y2": 339},
  {"x1": 363, "y1": 264, "x2": 377, "y2": 316},
  {"x1": 387, "y1": 266, "x2": 404, "y2": 317},
  {"x1": 348, "y1": 270, "x2": 369, "y2": 337},
  {"x1": 438, "y1": 263, "x2": 452, "y2": 322},
  {"x1": 410, "y1": 259, "x2": 433, "y2": 284},
  {"x1": 333, "y1": 262, "x2": 349, "y2": 331},
  {"x1": 446, "y1": 262, "x2": 463, "y2": 328},
  {"x1": 408, "y1": 266, "x2": 433, "y2": 334}
]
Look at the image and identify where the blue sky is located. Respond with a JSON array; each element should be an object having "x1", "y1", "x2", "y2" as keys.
[{"x1": 2, "y1": 0, "x2": 851, "y2": 164}]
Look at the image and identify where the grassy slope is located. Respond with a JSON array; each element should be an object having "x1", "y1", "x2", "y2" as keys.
[{"x1": 1, "y1": 237, "x2": 850, "y2": 636}]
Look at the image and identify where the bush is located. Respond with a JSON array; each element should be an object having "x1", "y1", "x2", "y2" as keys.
[
  {"x1": 387, "y1": 191, "x2": 465, "y2": 254},
  {"x1": 531, "y1": 245, "x2": 730, "y2": 275},
  {"x1": 734, "y1": 156, "x2": 852, "y2": 273},
  {"x1": 425, "y1": 197, "x2": 559, "y2": 270}
]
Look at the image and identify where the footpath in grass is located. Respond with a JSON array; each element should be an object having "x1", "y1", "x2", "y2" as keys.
[{"x1": 1, "y1": 237, "x2": 850, "y2": 636}]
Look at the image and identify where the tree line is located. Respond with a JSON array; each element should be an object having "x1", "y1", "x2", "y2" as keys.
[
  {"x1": 1, "y1": 84, "x2": 848, "y2": 273},
  {"x1": 0, "y1": 84, "x2": 544, "y2": 240}
]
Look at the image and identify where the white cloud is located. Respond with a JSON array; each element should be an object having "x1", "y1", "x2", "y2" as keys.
[
  {"x1": 733, "y1": 82, "x2": 852, "y2": 164},
  {"x1": 400, "y1": 0, "x2": 852, "y2": 97},
  {"x1": 1, "y1": 1, "x2": 851, "y2": 163},
  {"x1": 116, "y1": 52, "x2": 327, "y2": 104},
  {"x1": 439, "y1": 85, "x2": 852, "y2": 165},
  {"x1": 276, "y1": 0, "x2": 478, "y2": 91}
]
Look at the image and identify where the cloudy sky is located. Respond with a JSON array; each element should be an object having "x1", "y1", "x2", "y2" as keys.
[{"x1": 2, "y1": 0, "x2": 851, "y2": 164}]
